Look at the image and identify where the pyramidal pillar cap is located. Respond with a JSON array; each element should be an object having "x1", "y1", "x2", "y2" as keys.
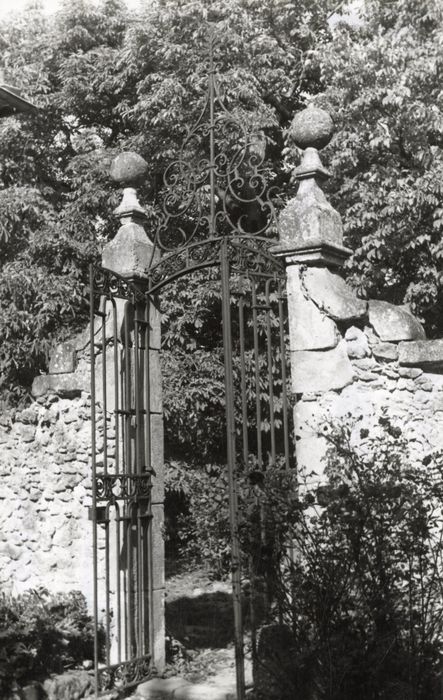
[
  {"x1": 272, "y1": 105, "x2": 351, "y2": 267},
  {"x1": 102, "y1": 151, "x2": 153, "y2": 283}
]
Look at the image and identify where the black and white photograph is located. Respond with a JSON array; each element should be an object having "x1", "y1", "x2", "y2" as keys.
[{"x1": 0, "y1": 1, "x2": 442, "y2": 699}]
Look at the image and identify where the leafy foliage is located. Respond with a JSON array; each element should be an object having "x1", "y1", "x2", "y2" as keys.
[
  {"x1": 252, "y1": 416, "x2": 443, "y2": 699},
  {"x1": 318, "y1": 0, "x2": 443, "y2": 335},
  {"x1": 166, "y1": 414, "x2": 443, "y2": 698},
  {"x1": 0, "y1": 0, "x2": 335, "y2": 403},
  {"x1": 0, "y1": 588, "x2": 99, "y2": 694}
]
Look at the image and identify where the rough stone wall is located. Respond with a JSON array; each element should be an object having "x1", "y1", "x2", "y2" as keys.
[
  {"x1": 291, "y1": 267, "x2": 443, "y2": 479},
  {"x1": 0, "y1": 392, "x2": 95, "y2": 601},
  {"x1": 271, "y1": 102, "x2": 443, "y2": 484}
]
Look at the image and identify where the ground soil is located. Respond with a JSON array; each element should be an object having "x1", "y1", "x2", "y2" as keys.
[{"x1": 164, "y1": 566, "x2": 253, "y2": 687}]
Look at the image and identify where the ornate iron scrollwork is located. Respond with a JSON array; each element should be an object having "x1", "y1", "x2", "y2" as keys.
[
  {"x1": 147, "y1": 32, "x2": 279, "y2": 276},
  {"x1": 95, "y1": 473, "x2": 153, "y2": 503},
  {"x1": 92, "y1": 266, "x2": 147, "y2": 302},
  {"x1": 97, "y1": 654, "x2": 153, "y2": 693}
]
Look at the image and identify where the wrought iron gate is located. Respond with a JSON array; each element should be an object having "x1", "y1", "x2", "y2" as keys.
[
  {"x1": 89, "y1": 276, "x2": 157, "y2": 693},
  {"x1": 90, "y1": 33, "x2": 294, "y2": 699}
]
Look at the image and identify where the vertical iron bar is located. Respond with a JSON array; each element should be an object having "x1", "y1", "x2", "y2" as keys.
[
  {"x1": 102, "y1": 298, "x2": 111, "y2": 664},
  {"x1": 112, "y1": 298, "x2": 120, "y2": 475},
  {"x1": 111, "y1": 300, "x2": 122, "y2": 660},
  {"x1": 239, "y1": 283, "x2": 258, "y2": 662},
  {"x1": 90, "y1": 267, "x2": 99, "y2": 697},
  {"x1": 102, "y1": 299, "x2": 108, "y2": 475},
  {"x1": 278, "y1": 280, "x2": 291, "y2": 471},
  {"x1": 116, "y1": 503, "x2": 122, "y2": 663},
  {"x1": 265, "y1": 280, "x2": 276, "y2": 465},
  {"x1": 105, "y1": 516, "x2": 110, "y2": 666},
  {"x1": 133, "y1": 302, "x2": 142, "y2": 657},
  {"x1": 124, "y1": 303, "x2": 134, "y2": 658},
  {"x1": 208, "y1": 42, "x2": 216, "y2": 238},
  {"x1": 220, "y1": 239, "x2": 245, "y2": 700},
  {"x1": 145, "y1": 297, "x2": 154, "y2": 660},
  {"x1": 120, "y1": 345, "x2": 128, "y2": 659},
  {"x1": 251, "y1": 281, "x2": 262, "y2": 469},
  {"x1": 238, "y1": 293, "x2": 249, "y2": 468},
  {"x1": 126, "y1": 506, "x2": 133, "y2": 659}
]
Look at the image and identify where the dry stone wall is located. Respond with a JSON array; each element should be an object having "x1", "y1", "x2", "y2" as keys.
[
  {"x1": 291, "y1": 265, "x2": 443, "y2": 480},
  {"x1": 0, "y1": 390, "x2": 96, "y2": 602}
]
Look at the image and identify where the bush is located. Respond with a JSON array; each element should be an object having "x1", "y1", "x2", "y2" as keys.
[
  {"x1": 251, "y1": 414, "x2": 443, "y2": 699},
  {"x1": 0, "y1": 588, "x2": 97, "y2": 695},
  {"x1": 166, "y1": 414, "x2": 443, "y2": 698},
  {"x1": 165, "y1": 461, "x2": 234, "y2": 576}
]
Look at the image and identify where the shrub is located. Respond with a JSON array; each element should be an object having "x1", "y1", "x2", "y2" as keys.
[
  {"x1": 165, "y1": 461, "x2": 233, "y2": 576},
  {"x1": 166, "y1": 413, "x2": 443, "y2": 698},
  {"x1": 0, "y1": 588, "x2": 97, "y2": 695},
  {"x1": 251, "y1": 414, "x2": 443, "y2": 699}
]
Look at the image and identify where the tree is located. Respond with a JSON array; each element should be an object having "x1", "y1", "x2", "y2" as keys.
[
  {"x1": 0, "y1": 0, "x2": 130, "y2": 401},
  {"x1": 317, "y1": 0, "x2": 443, "y2": 335},
  {"x1": 0, "y1": 0, "x2": 334, "y2": 412}
]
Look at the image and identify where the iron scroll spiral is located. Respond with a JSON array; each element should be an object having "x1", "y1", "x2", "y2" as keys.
[{"x1": 147, "y1": 32, "x2": 279, "y2": 269}]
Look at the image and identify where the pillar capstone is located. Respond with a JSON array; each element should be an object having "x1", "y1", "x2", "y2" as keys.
[
  {"x1": 102, "y1": 151, "x2": 153, "y2": 282},
  {"x1": 272, "y1": 104, "x2": 351, "y2": 268}
]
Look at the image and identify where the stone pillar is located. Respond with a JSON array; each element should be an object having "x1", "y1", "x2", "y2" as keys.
[
  {"x1": 272, "y1": 106, "x2": 367, "y2": 482},
  {"x1": 103, "y1": 152, "x2": 165, "y2": 671}
]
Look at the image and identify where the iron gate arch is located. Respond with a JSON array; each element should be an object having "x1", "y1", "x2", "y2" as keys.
[{"x1": 89, "y1": 35, "x2": 295, "y2": 698}]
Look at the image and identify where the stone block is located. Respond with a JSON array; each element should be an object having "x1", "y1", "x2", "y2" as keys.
[
  {"x1": 150, "y1": 414, "x2": 164, "y2": 504},
  {"x1": 398, "y1": 339, "x2": 443, "y2": 372},
  {"x1": 294, "y1": 400, "x2": 327, "y2": 438},
  {"x1": 149, "y1": 349, "x2": 163, "y2": 413},
  {"x1": 95, "y1": 347, "x2": 118, "y2": 413},
  {"x1": 295, "y1": 436, "x2": 328, "y2": 480},
  {"x1": 73, "y1": 324, "x2": 91, "y2": 352},
  {"x1": 369, "y1": 301, "x2": 425, "y2": 342},
  {"x1": 151, "y1": 503, "x2": 165, "y2": 591},
  {"x1": 354, "y1": 370, "x2": 380, "y2": 383},
  {"x1": 348, "y1": 358, "x2": 379, "y2": 371},
  {"x1": 278, "y1": 180, "x2": 344, "y2": 250},
  {"x1": 174, "y1": 684, "x2": 236, "y2": 700},
  {"x1": 16, "y1": 406, "x2": 39, "y2": 424},
  {"x1": 14, "y1": 424, "x2": 36, "y2": 442},
  {"x1": 102, "y1": 222, "x2": 153, "y2": 282},
  {"x1": 137, "y1": 677, "x2": 190, "y2": 699},
  {"x1": 49, "y1": 342, "x2": 77, "y2": 375},
  {"x1": 286, "y1": 266, "x2": 338, "y2": 351},
  {"x1": 432, "y1": 396, "x2": 443, "y2": 412},
  {"x1": 32, "y1": 362, "x2": 90, "y2": 399},
  {"x1": 149, "y1": 296, "x2": 161, "y2": 350},
  {"x1": 417, "y1": 372, "x2": 443, "y2": 389},
  {"x1": 345, "y1": 326, "x2": 370, "y2": 359},
  {"x1": 98, "y1": 295, "x2": 135, "y2": 346},
  {"x1": 303, "y1": 267, "x2": 367, "y2": 321},
  {"x1": 291, "y1": 340, "x2": 354, "y2": 394},
  {"x1": 152, "y1": 587, "x2": 166, "y2": 672},
  {"x1": 372, "y1": 342, "x2": 398, "y2": 362},
  {"x1": 398, "y1": 367, "x2": 423, "y2": 379}
]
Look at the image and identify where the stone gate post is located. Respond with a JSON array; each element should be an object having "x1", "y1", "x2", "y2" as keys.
[
  {"x1": 101, "y1": 152, "x2": 165, "y2": 671},
  {"x1": 272, "y1": 106, "x2": 366, "y2": 482}
]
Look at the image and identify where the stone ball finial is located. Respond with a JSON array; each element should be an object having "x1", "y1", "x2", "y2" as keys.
[
  {"x1": 290, "y1": 105, "x2": 334, "y2": 150},
  {"x1": 110, "y1": 151, "x2": 149, "y2": 186}
]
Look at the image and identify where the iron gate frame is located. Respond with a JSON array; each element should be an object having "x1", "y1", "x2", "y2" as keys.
[{"x1": 90, "y1": 31, "x2": 294, "y2": 699}]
